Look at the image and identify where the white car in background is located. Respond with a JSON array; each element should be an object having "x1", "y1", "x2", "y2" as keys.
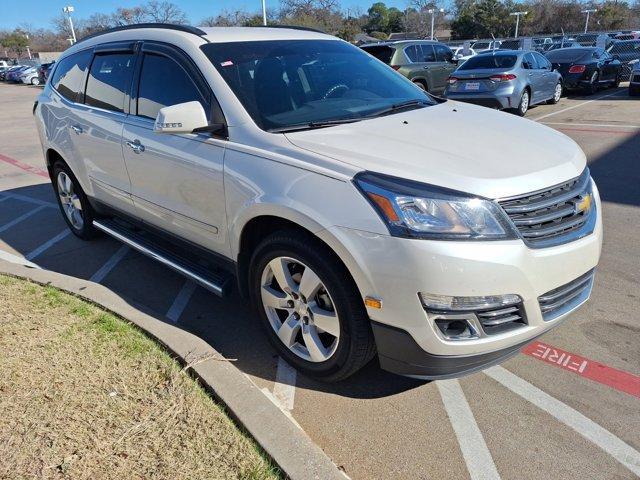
[
  {"x1": 19, "y1": 67, "x2": 41, "y2": 85},
  {"x1": 453, "y1": 46, "x2": 477, "y2": 63},
  {"x1": 35, "y1": 24, "x2": 602, "y2": 382}
]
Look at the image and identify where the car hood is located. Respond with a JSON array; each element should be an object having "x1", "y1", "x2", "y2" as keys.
[{"x1": 285, "y1": 101, "x2": 586, "y2": 199}]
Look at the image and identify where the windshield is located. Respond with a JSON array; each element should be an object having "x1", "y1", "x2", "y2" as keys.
[
  {"x1": 201, "y1": 40, "x2": 433, "y2": 132},
  {"x1": 458, "y1": 54, "x2": 518, "y2": 70},
  {"x1": 545, "y1": 48, "x2": 593, "y2": 62}
]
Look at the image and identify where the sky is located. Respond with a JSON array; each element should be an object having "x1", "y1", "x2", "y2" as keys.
[{"x1": 0, "y1": 0, "x2": 409, "y2": 30}]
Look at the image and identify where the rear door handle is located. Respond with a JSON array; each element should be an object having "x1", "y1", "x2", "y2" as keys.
[
  {"x1": 70, "y1": 125, "x2": 83, "y2": 135},
  {"x1": 126, "y1": 139, "x2": 145, "y2": 154}
]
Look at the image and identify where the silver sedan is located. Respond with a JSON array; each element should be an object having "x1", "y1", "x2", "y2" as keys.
[{"x1": 445, "y1": 50, "x2": 563, "y2": 116}]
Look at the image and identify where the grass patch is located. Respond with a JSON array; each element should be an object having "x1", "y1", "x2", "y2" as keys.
[{"x1": 0, "y1": 275, "x2": 282, "y2": 480}]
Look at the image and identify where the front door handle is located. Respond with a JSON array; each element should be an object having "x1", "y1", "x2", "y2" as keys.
[
  {"x1": 70, "y1": 125, "x2": 83, "y2": 135},
  {"x1": 125, "y1": 139, "x2": 145, "y2": 154}
]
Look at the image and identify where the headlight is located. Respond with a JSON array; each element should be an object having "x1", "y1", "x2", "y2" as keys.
[{"x1": 354, "y1": 171, "x2": 516, "y2": 240}]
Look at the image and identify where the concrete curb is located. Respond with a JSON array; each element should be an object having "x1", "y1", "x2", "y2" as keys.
[{"x1": 0, "y1": 260, "x2": 347, "y2": 480}]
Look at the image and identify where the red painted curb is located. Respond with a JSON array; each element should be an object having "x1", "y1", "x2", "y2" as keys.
[
  {"x1": 523, "y1": 341, "x2": 640, "y2": 399},
  {"x1": 0, "y1": 152, "x2": 49, "y2": 178}
]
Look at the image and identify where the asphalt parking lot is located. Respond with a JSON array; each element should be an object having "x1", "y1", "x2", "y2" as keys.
[{"x1": 1, "y1": 82, "x2": 639, "y2": 480}]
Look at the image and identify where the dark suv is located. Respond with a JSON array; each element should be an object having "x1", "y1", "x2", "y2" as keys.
[{"x1": 361, "y1": 40, "x2": 456, "y2": 94}]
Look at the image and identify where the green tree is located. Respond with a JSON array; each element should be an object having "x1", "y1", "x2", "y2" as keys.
[
  {"x1": 366, "y1": 2, "x2": 389, "y2": 33},
  {"x1": 387, "y1": 7, "x2": 405, "y2": 32},
  {"x1": 1, "y1": 31, "x2": 29, "y2": 57}
]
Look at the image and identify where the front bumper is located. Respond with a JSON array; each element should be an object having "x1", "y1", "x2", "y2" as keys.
[{"x1": 327, "y1": 184, "x2": 602, "y2": 378}]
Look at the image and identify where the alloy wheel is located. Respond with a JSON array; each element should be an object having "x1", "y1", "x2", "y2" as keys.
[
  {"x1": 520, "y1": 91, "x2": 529, "y2": 115},
  {"x1": 260, "y1": 257, "x2": 340, "y2": 362},
  {"x1": 57, "y1": 171, "x2": 84, "y2": 230},
  {"x1": 554, "y1": 83, "x2": 562, "y2": 102}
]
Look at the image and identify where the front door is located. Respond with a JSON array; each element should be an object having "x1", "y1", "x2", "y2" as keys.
[{"x1": 122, "y1": 42, "x2": 230, "y2": 256}]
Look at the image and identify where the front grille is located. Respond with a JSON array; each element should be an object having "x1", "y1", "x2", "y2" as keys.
[
  {"x1": 476, "y1": 304, "x2": 527, "y2": 335},
  {"x1": 498, "y1": 169, "x2": 593, "y2": 247},
  {"x1": 538, "y1": 269, "x2": 595, "y2": 321}
]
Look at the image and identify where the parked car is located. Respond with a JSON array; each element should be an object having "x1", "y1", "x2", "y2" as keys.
[
  {"x1": 607, "y1": 40, "x2": 640, "y2": 80},
  {"x1": 19, "y1": 67, "x2": 41, "y2": 85},
  {"x1": 361, "y1": 40, "x2": 456, "y2": 94},
  {"x1": 5, "y1": 65, "x2": 29, "y2": 82},
  {"x1": 471, "y1": 40, "x2": 502, "y2": 52},
  {"x1": 0, "y1": 65, "x2": 18, "y2": 81},
  {"x1": 615, "y1": 31, "x2": 640, "y2": 41},
  {"x1": 37, "y1": 62, "x2": 55, "y2": 84},
  {"x1": 629, "y1": 60, "x2": 640, "y2": 96},
  {"x1": 545, "y1": 47, "x2": 622, "y2": 94},
  {"x1": 35, "y1": 24, "x2": 602, "y2": 382},
  {"x1": 445, "y1": 50, "x2": 562, "y2": 116},
  {"x1": 452, "y1": 46, "x2": 477, "y2": 63},
  {"x1": 544, "y1": 40, "x2": 581, "y2": 52}
]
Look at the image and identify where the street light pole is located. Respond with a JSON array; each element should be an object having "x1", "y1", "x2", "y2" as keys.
[
  {"x1": 261, "y1": 0, "x2": 267, "y2": 26},
  {"x1": 427, "y1": 8, "x2": 444, "y2": 41},
  {"x1": 63, "y1": 6, "x2": 77, "y2": 44},
  {"x1": 509, "y1": 11, "x2": 528, "y2": 38},
  {"x1": 25, "y1": 34, "x2": 32, "y2": 60},
  {"x1": 581, "y1": 9, "x2": 597, "y2": 33}
]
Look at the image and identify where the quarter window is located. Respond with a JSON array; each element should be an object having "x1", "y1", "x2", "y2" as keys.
[
  {"x1": 84, "y1": 52, "x2": 135, "y2": 113},
  {"x1": 137, "y1": 53, "x2": 206, "y2": 120},
  {"x1": 435, "y1": 45, "x2": 453, "y2": 62},
  {"x1": 50, "y1": 50, "x2": 92, "y2": 102}
]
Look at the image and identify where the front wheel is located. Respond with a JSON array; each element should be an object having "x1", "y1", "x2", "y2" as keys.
[
  {"x1": 612, "y1": 73, "x2": 621, "y2": 88},
  {"x1": 30, "y1": 77, "x2": 40, "y2": 86},
  {"x1": 547, "y1": 82, "x2": 562, "y2": 104},
  {"x1": 52, "y1": 162, "x2": 98, "y2": 240},
  {"x1": 249, "y1": 230, "x2": 376, "y2": 382}
]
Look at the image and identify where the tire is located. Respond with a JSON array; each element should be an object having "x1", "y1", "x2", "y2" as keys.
[
  {"x1": 585, "y1": 70, "x2": 599, "y2": 95},
  {"x1": 413, "y1": 79, "x2": 427, "y2": 91},
  {"x1": 248, "y1": 230, "x2": 376, "y2": 382},
  {"x1": 52, "y1": 161, "x2": 98, "y2": 240},
  {"x1": 547, "y1": 82, "x2": 562, "y2": 104},
  {"x1": 630, "y1": 86, "x2": 640, "y2": 97},
  {"x1": 30, "y1": 77, "x2": 40, "y2": 86},
  {"x1": 612, "y1": 73, "x2": 621, "y2": 88},
  {"x1": 513, "y1": 89, "x2": 530, "y2": 116}
]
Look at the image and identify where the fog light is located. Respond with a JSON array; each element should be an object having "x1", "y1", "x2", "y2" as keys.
[
  {"x1": 419, "y1": 293, "x2": 521, "y2": 311},
  {"x1": 434, "y1": 318, "x2": 478, "y2": 340}
]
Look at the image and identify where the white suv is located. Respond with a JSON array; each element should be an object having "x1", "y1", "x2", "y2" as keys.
[{"x1": 35, "y1": 24, "x2": 602, "y2": 381}]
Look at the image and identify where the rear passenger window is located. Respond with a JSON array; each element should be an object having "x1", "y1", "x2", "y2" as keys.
[
  {"x1": 84, "y1": 53, "x2": 135, "y2": 113},
  {"x1": 404, "y1": 45, "x2": 418, "y2": 62},
  {"x1": 137, "y1": 53, "x2": 206, "y2": 120},
  {"x1": 418, "y1": 45, "x2": 436, "y2": 62},
  {"x1": 50, "y1": 50, "x2": 92, "y2": 102}
]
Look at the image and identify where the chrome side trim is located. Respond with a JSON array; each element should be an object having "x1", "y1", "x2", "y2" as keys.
[{"x1": 92, "y1": 219, "x2": 224, "y2": 296}]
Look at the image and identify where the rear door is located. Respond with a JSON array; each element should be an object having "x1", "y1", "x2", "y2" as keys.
[
  {"x1": 122, "y1": 41, "x2": 229, "y2": 255},
  {"x1": 434, "y1": 44, "x2": 457, "y2": 90},
  {"x1": 533, "y1": 52, "x2": 556, "y2": 99},
  {"x1": 413, "y1": 44, "x2": 440, "y2": 92},
  {"x1": 72, "y1": 44, "x2": 137, "y2": 216},
  {"x1": 522, "y1": 53, "x2": 545, "y2": 103}
]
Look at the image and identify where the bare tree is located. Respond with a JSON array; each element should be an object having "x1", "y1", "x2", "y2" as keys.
[{"x1": 145, "y1": 1, "x2": 188, "y2": 24}]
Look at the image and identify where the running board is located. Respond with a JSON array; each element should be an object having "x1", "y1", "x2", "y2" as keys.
[{"x1": 93, "y1": 219, "x2": 231, "y2": 297}]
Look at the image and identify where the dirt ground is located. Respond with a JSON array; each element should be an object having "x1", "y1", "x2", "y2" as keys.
[{"x1": 0, "y1": 275, "x2": 281, "y2": 480}]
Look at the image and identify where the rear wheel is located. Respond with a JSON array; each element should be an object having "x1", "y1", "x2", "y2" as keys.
[
  {"x1": 513, "y1": 89, "x2": 530, "y2": 116},
  {"x1": 547, "y1": 82, "x2": 562, "y2": 104},
  {"x1": 612, "y1": 73, "x2": 621, "y2": 88},
  {"x1": 412, "y1": 79, "x2": 427, "y2": 91},
  {"x1": 586, "y1": 71, "x2": 599, "y2": 95},
  {"x1": 249, "y1": 230, "x2": 376, "y2": 382},
  {"x1": 30, "y1": 77, "x2": 40, "y2": 86},
  {"x1": 52, "y1": 162, "x2": 98, "y2": 240}
]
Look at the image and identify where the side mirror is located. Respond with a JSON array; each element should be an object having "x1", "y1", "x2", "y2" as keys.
[{"x1": 154, "y1": 101, "x2": 209, "y2": 135}]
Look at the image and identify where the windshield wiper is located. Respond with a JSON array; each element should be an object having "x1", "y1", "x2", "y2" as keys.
[
  {"x1": 268, "y1": 117, "x2": 363, "y2": 133},
  {"x1": 364, "y1": 99, "x2": 431, "y2": 119}
]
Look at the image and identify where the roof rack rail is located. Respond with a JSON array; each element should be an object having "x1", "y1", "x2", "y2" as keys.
[
  {"x1": 76, "y1": 23, "x2": 208, "y2": 45},
  {"x1": 254, "y1": 25, "x2": 326, "y2": 34}
]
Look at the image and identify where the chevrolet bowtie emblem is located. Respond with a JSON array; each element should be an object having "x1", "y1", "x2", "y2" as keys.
[{"x1": 574, "y1": 193, "x2": 592, "y2": 214}]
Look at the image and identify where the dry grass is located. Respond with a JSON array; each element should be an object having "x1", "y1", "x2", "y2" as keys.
[{"x1": 0, "y1": 275, "x2": 281, "y2": 480}]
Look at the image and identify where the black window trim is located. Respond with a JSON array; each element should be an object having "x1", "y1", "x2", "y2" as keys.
[
  {"x1": 129, "y1": 40, "x2": 227, "y2": 137},
  {"x1": 49, "y1": 47, "x2": 94, "y2": 105}
]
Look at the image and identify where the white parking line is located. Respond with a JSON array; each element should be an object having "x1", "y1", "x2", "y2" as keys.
[
  {"x1": 272, "y1": 357, "x2": 297, "y2": 411},
  {"x1": 0, "y1": 205, "x2": 46, "y2": 233},
  {"x1": 90, "y1": 245, "x2": 129, "y2": 283},
  {"x1": 166, "y1": 280, "x2": 197, "y2": 323},
  {"x1": 437, "y1": 379, "x2": 501, "y2": 480},
  {"x1": 542, "y1": 122, "x2": 640, "y2": 129},
  {"x1": 531, "y1": 90, "x2": 626, "y2": 121},
  {"x1": 0, "y1": 249, "x2": 41, "y2": 268},
  {"x1": 25, "y1": 229, "x2": 71, "y2": 260},
  {"x1": 485, "y1": 366, "x2": 640, "y2": 477},
  {"x1": 2, "y1": 193, "x2": 58, "y2": 208}
]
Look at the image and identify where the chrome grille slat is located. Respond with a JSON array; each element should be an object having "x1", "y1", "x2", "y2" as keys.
[
  {"x1": 476, "y1": 304, "x2": 527, "y2": 333},
  {"x1": 479, "y1": 314, "x2": 522, "y2": 326},
  {"x1": 498, "y1": 169, "x2": 595, "y2": 247},
  {"x1": 538, "y1": 269, "x2": 595, "y2": 321},
  {"x1": 476, "y1": 306, "x2": 518, "y2": 317}
]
